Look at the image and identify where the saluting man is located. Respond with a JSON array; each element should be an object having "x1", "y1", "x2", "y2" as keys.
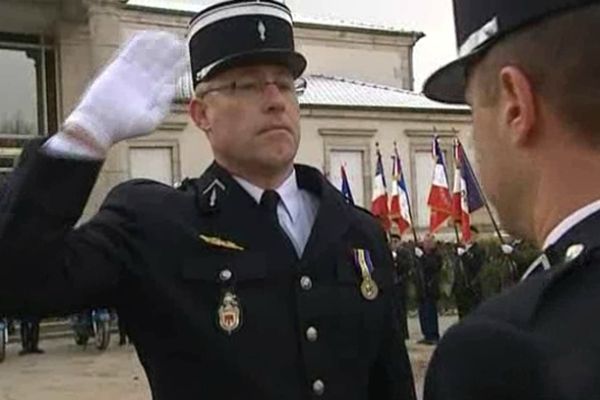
[
  {"x1": 0, "y1": 1, "x2": 415, "y2": 399},
  {"x1": 421, "y1": 0, "x2": 600, "y2": 399}
]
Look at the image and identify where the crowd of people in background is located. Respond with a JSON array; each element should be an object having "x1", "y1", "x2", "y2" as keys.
[{"x1": 389, "y1": 227, "x2": 537, "y2": 345}]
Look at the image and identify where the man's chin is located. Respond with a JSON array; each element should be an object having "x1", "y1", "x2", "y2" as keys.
[{"x1": 252, "y1": 151, "x2": 296, "y2": 173}]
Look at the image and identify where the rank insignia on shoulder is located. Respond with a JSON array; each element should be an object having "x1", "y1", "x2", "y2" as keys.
[
  {"x1": 199, "y1": 235, "x2": 245, "y2": 251},
  {"x1": 352, "y1": 248, "x2": 379, "y2": 301},
  {"x1": 218, "y1": 291, "x2": 242, "y2": 335}
]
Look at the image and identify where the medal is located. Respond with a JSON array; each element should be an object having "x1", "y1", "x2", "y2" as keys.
[
  {"x1": 218, "y1": 291, "x2": 242, "y2": 335},
  {"x1": 353, "y1": 248, "x2": 379, "y2": 301},
  {"x1": 360, "y1": 277, "x2": 379, "y2": 300}
]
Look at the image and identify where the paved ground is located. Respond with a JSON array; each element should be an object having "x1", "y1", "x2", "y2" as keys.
[{"x1": 0, "y1": 315, "x2": 458, "y2": 400}]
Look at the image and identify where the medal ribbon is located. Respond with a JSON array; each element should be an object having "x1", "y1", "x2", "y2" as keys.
[{"x1": 353, "y1": 248, "x2": 375, "y2": 280}]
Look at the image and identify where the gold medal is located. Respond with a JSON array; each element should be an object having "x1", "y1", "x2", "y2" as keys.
[
  {"x1": 218, "y1": 291, "x2": 242, "y2": 335},
  {"x1": 353, "y1": 248, "x2": 379, "y2": 301},
  {"x1": 360, "y1": 277, "x2": 379, "y2": 301}
]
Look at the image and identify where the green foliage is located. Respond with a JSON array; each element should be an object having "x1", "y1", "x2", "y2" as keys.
[{"x1": 406, "y1": 239, "x2": 540, "y2": 314}]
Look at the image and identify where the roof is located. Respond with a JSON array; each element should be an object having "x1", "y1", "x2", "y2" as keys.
[
  {"x1": 176, "y1": 73, "x2": 469, "y2": 112},
  {"x1": 123, "y1": 0, "x2": 420, "y2": 36},
  {"x1": 300, "y1": 75, "x2": 468, "y2": 111}
]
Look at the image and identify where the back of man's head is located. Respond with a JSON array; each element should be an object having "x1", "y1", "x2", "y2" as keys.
[{"x1": 471, "y1": 4, "x2": 600, "y2": 144}]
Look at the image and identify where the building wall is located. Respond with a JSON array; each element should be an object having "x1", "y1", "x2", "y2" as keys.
[{"x1": 294, "y1": 24, "x2": 420, "y2": 90}]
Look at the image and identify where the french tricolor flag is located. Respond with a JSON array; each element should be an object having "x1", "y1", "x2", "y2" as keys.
[
  {"x1": 371, "y1": 146, "x2": 390, "y2": 231},
  {"x1": 390, "y1": 145, "x2": 412, "y2": 234},
  {"x1": 427, "y1": 136, "x2": 453, "y2": 233},
  {"x1": 453, "y1": 139, "x2": 484, "y2": 243}
]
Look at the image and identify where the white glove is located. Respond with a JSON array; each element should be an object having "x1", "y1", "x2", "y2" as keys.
[
  {"x1": 501, "y1": 244, "x2": 514, "y2": 255},
  {"x1": 414, "y1": 247, "x2": 424, "y2": 258},
  {"x1": 56, "y1": 31, "x2": 186, "y2": 155},
  {"x1": 457, "y1": 247, "x2": 466, "y2": 256}
]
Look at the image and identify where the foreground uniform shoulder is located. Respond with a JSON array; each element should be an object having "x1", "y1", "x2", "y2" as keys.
[
  {"x1": 470, "y1": 270, "x2": 549, "y2": 329},
  {"x1": 346, "y1": 203, "x2": 379, "y2": 226},
  {"x1": 350, "y1": 203, "x2": 374, "y2": 217},
  {"x1": 424, "y1": 317, "x2": 552, "y2": 400}
]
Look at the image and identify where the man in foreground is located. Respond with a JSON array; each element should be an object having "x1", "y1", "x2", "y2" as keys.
[{"x1": 422, "y1": 1, "x2": 600, "y2": 398}]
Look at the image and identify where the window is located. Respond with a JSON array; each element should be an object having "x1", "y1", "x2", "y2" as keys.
[
  {"x1": 129, "y1": 146, "x2": 176, "y2": 185},
  {"x1": 0, "y1": 32, "x2": 57, "y2": 182},
  {"x1": 320, "y1": 129, "x2": 375, "y2": 208},
  {"x1": 328, "y1": 149, "x2": 366, "y2": 207}
]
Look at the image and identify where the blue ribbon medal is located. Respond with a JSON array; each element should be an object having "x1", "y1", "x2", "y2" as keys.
[{"x1": 352, "y1": 249, "x2": 379, "y2": 301}]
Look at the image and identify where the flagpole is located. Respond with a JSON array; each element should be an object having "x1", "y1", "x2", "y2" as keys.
[
  {"x1": 456, "y1": 138, "x2": 506, "y2": 244},
  {"x1": 457, "y1": 137, "x2": 519, "y2": 281}
]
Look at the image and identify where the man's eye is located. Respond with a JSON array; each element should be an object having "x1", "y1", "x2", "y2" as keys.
[
  {"x1": 236, "y1": 81, "x2": 259, "y2": 91},
  {"x1": 276, "y1": 81, "x2": 294, "y2": 92}
]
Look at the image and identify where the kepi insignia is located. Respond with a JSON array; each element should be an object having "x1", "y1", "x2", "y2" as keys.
[{"x1": 257, "y1": 20, "x2": 267, "y2": 41}]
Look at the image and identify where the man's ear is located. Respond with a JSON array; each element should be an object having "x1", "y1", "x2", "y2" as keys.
[
  {"x1": 498, "y1": 65, "x2": 537, "y2": 146},
  {"x1": 189, "y1": 97, "x2": 211, "y2": 132}
]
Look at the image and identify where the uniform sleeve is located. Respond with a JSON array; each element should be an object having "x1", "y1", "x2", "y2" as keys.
[
  {"x1": 424, "y1": 318, "x2": 551, "y2": 400},
  {"x1": 0, "y1": 140, "x2": 134, "y2": 317},
  {"x1": 368, "y1": 228, "x2": 417, "y2": 400}
]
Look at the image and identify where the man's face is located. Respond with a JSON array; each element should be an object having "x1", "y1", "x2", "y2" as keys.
[
  {"x1": 190, "y1": 64, "x2": 301, "y2": 177},
  {"x1": 465, "y1": 62, "x2": 531, "y2": 237},
  {"x1": 390, "y1": 236, "x2": 402, "y2": 251},
  {"x1": 423, "y1": 234, "x2": 435, "y2": 251}
]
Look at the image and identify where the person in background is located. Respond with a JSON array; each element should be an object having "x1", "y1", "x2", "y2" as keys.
[
  {"x1": 19, "y1": 316, "x2": 44, "y2": 355},
  {"x1": 389, "y1": 233, "x2": 412, "y2": 340},
  {"x1": 453, "y1": 225, "x2": 485, "y2": 319},
  {"x1": 414, "y1": 234, "x2": 442, "y2": 345}
]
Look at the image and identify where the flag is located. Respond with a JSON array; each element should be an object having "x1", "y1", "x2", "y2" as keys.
[
  {"x1": 389, "y1": 146, "x2": 412, "y2": 234},
  {"x1": 454, "y1": 139, "x2": 485, "y2": 242},
  {"x1": 371, "y1": 147, "x2": 390, "y2": 231},
  {"x1": 427, "y1": 136, "x2": 453, "y2": 233},
  {"x1": 340, "y1": 164, "x2": 355, "y2": 205}
]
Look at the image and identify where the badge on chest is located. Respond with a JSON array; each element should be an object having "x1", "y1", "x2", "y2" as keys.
[
  {"x1": 218, "y1": 291, "x2": 242, "y2": 335},
  {"x1": 215, "y1": 268, "x2": 243, "y2": 335}
]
